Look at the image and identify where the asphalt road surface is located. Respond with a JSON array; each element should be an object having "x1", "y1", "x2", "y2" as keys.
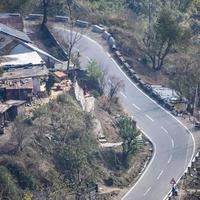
[{"x1": 56, "y1": 27, "x2": 195, "y2": 200}]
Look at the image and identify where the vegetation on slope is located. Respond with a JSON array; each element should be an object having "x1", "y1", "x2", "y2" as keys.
[{"x1": 0, "y1": 92, "x2": 148, "y2": 199}]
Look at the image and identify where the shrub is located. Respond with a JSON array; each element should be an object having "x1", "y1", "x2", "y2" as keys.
[
  {"x1": 23, "y1": 192, "x2": 33, "y2": 200},
  {"x1": 0, "y1": 166, "x2": 19, "y2": 200},
  {"x1": 104, "y1": 176, "x2": 114, "y2": 186},
  {"x1": 5, "y1": 161, "x2": 36, "y2": 190},
  {"x1": 91, "y1": 90, "x2": 100, "y2": 98}
]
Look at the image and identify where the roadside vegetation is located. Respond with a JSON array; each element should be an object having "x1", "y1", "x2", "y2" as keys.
[
  {"x1": 10, "y1": 0, "x2": 199, "y2": 107},
  {"x1": 0, "y1": 91, "x2": 151, "y2": 199},
  {"x1": 1, "y1": 0, "x2": 200, "y2": 199}
]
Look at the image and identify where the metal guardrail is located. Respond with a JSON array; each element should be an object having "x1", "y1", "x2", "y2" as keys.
[{"x1": 25, "y1": 13, "x2": 185, "y2": 114}]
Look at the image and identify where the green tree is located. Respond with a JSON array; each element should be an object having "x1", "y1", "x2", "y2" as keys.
[
  {"x1": 87, "y1": 60, "x2": 106, "y2": 94},
  {"x1": 118, "y1": 115, "x2": 139, "y2": 157},
  {"x1": 170, "y1": 56, "x2": 200, "y2": 105},
  {"x1": 0, "y1": 0, "x2": 34, "y2": 15},
  {"x1": 87, "y1": 60, "x2": 103, "y2": 82},
  {"x1": 143, "y1": 8, "x2": 191, "y2": 70}
]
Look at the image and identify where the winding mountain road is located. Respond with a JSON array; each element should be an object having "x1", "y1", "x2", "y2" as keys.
[{"x1": 55, "y1": 26, "x2": 195, "y2": 200}]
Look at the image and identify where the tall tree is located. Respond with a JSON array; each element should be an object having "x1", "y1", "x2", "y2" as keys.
[
  {"x1": 118, "y1": 115, "x2": 139, "y2": 155},
  {"x1": 170, "y1": 56, "x2": 200, "y2": 105},
  {"x1": 143, "y1": 8, "x2": 191, "y2": 70},
  {"x1": 108, "y1": 76, "x2": 125, "y2": 101},
  {"x1": 86, "y1": 60, "x2": 107, "y2": 95},
  {"x1": 65, "y1": 0, "x2": 82, "y2": 72},
  {"x1": 41, "y1": 0, "x2": 49, "y2": 27}
]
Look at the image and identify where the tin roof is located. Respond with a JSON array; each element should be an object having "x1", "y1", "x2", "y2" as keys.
[
  {"x1": 22, "y1": 42, "x2": 64, "y2": 64},
  {"x1": 0, "y1": 51, "x2": 44, "y2": 68},
  {"x1": 0, "y1": 103, "x2": 11, "y2": 114},
  {"x1": 0, "y1": 66, "x2": 49, "y2": 81},
  {"x1": 5, "y1": 100, "x2": 26, "y2": 106},
  {"x1": 3, "y1": 78, "x2": 33, "y2": 90},
  {"x1": 0, "y1": 23, "x2": 31, "y2": 43}
]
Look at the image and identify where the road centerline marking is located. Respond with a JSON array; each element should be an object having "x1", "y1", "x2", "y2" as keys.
[
  {"x1": 145, "y1": 114, "x2": 154, "y2": 122},
  {"x1": 168, "y1": 155, "x2": 173, "y2": 164},
  {"x1": 86, "y1": 56, "x2": 92, "y2": 62},
  {"x1": 157, "y1": 170, "x2": 164, "y2": 180},
  {"x1": 132, "y1": 103, "x2": 141, "y2": 111},
  {"x1": 144, "y1": 187, "x2": 151, "y2": 196},
  {"x1": 161, "y1": 126, "x2": 168, "y2": 134},
  {"x1": 120, "y1": 92, "x2": 127, "y2": 99},
  {"x1": 57, "y1": 28, "x2": 196, "y2": 200},
  {"x1": 171, "y1": 139, "x2": 174, "y2": 149}
]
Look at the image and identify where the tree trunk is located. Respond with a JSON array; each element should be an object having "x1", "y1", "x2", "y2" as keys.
[{"x1": 42, "y1": 0, "x2": 48, "y2": 27}]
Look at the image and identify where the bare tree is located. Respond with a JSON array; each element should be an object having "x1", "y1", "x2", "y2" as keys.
[
  {"x1": 65, "y1": 0, "x2": 82, "y2": 72},
  {"x1": 13, "y1": 123, "x2": 27, "y2": 153},
  {"x1": 12, "y1": 117, "x2": 32, "y2": 153},
  {"x1": 108, "y1": 76, "x2": 125, "y2": 101}
]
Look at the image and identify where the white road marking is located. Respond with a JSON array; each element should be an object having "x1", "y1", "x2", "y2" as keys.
[
  {"x1": 161, "y1": 126, "x2": 168, "y2": 134},
  {"x1": 86, "y1": 56, "x2": 92, "y2": 62},
  {"x1": 168, "y1": 155, "x2": 173, "y2": 164},
  {"x1": 144, "y1": 187, "x2": 151, "y2": 196},
  {"x1": 145, "y1": 114, "x2": 154, "y2": 122},
  {"x1": 111, "y1": 57, "x2": 116, "y2": 63},
  {"x1": 84, "y1": 35, "x2": 195, "y2": 200},
  {"x1": 132, "y1": 103, "x2": 141, "y2": 111},
  {"x1": 120, "y1": 92, "x2": 127, "y2": 99},
  {"x1": 107, "y1": 52, "x2": 111, "y2": 57},
  {"x1": 59, "y1": 28, "x2": 196, "y2": 200},
  {"x1": 122, "y1": 129, "x2": 157, "y2": 200},
  {"x1": 171, "y1": 139, "x2": 174, "y2": 149},
  {"x1": 91, "y1": 35, "x2": 195, "y2": 200},
  {"x1": 157, "y1": 170, "x2": 164, "y2": 180}
]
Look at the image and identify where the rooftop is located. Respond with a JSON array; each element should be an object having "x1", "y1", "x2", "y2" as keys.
[
  {"x1": 151, "y1": 85, "x2": 181, "y2": 103},
  {"x1": 0, "y1": 103, "x2": 11, "y2": 114},
  {"x1": 0, "y1": 66, "x2": 49, "y2": 81},
  {"x1": 5, "y1": 99, "x2": 26, "y2": 106},
  {"x1": 22, "y1": 42, "x2": 64, "y2": 64},
  {"x1": 0, "y1": 13, "x2": 23, "y2": 31},
  {"x1": 2, "y1": 78, "x2": 33, "y2": 90},
  {"x1": 0, "y1": 23, "x2": 31, "y2": 43},
  {"x1": 0, "y1": 51, "x2": 44, "y2": 68}
]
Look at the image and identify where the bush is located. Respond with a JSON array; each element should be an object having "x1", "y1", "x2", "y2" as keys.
[
  {"x1": 46, "y1": 72, "x2": 61, "y2": 94},
  {"x1": 104, "y1": 176, "x2": 114, "y2": 186},
  {"x1": 23, "y1": 192, "x2": 33, "y2": 200},
  {"x1": 91, "y1": 90, "x2": 100, "y2": 98},
  {"x1": 4, "y1": 161, "x2": 36, "y2": 190},
  {"x1": 0, "y1": 68, "x2": 4, "y2": 77},
  {"x1": 0, "y1": 166, "x2": 19, "y2": 200}
]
